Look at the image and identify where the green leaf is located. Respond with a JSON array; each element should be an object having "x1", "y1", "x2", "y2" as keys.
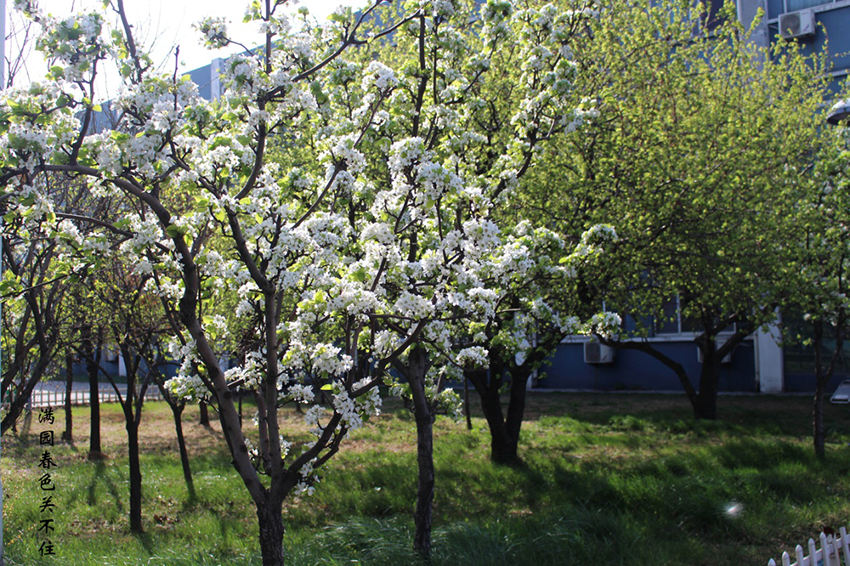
[{"x1": 165, "y1": 224, "x2": 186, "y2": 238}]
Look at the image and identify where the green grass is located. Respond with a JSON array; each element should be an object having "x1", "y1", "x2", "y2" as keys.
[{"x1": 3, "y1": 393, "x2": 850, "y2": 565}]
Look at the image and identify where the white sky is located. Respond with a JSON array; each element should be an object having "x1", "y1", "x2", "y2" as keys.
[{"x1": 5, "y1": 0, "x2": 364, "y2": 90}]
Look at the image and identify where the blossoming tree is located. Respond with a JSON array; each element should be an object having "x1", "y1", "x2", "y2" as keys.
[
  {"x1": 320, "y1": 0, "x2": 613, "y2": 556},
  {"x1": 522, "y1": 0, "x2": 829, "y2": 419},
  {"x1": 1, "y1": 0, "x2": 600, "y2": 562},
  {"x1": 2, "y1": 0, "x2": 397, "y2": 562}
]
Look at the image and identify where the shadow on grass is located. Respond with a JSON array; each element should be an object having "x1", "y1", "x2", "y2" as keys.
[{"x1": 80, "y1": 459, "x2": 123, "y2": 512}]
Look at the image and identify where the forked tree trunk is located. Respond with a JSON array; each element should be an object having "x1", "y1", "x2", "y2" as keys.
[
  {"x1": 466, "y1": 362, "x2": 530, "y2": 465},
  {"x1": 502, "y1": 364, "x2": 530, "y2": 462}
]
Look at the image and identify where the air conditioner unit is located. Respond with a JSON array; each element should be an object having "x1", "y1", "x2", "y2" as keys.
[
  {"x1": 697, "y1": 347, "x2": 732, "y2": 364},
  {"x1": 104, "y1": 347, "x2": 119, "y2": 363},
  {"x1": 778, "y1": 10, "x2": 815, "y2": 40},
  {"x1": 584, "y1": 341, "x2": 614, "y2": 364}
]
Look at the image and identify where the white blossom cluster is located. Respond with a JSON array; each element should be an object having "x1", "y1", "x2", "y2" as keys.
[
  {"x1": 455, "y1": 346, "x2": 489, "y2": 369},
  {"x1": 329, "y1": 379, "x2": 382, "y2": 431},
  {"x1": 194, "y1": 17, "x2": 229, "y2": 49},
  {"x1": 586, "y1": 311, "x2": 622, "y2": 339},
  {"x1": 223, "y1": 351, "x2": 265, "y2": 390},
  {"x1": 281, "y1": 383, "x2": 315, "y2": 405},
  {"x1": 0, "y1": 83, "x2": 79, "y2": 173},
  {"x1": 165, "y1": 339, "x2": 208, "y2": 401},
  {"x1": 563, "y1": 224, "x2": 619, "y2": 266}
]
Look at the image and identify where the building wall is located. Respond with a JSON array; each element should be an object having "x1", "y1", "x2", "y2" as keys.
[
  {"x1": 745, "y1": 0, "x2": 850, "y2": 88},
  {"x1": 538, "y1": 339, "x2": 757, "y2": 392}
]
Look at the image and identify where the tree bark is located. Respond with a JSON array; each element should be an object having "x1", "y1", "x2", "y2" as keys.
[
  {"x1": 466, "y1": 363, "x2": 528, "y2": 466},
  {"x1": 814, "y1": 380, "x2": 826, "y2": 459},
  {"x1": 504, "y1": 364, "x2": 531, "y2": 462},
  {"x1": 85, "y1": 329, "x2": 103, "y2": 457},
  {"x1": 123, "y1": 364, "x2": 143, "y2": 533},
  {"x1": 171, "y1": 403, "x2": 196, "y2": 499},
  {"x1": 811, "y1": 318, "x2": 840, "y2": 460},
  {"x1": 463, "y1": 375, "x2": 472, "y2": 431},
  {"x1": 126, "y1": 410, "x2": 143, "y2": 533},
  {"x1": 256, "y1": 499, "x2": 286, "y2": 566},
  {"x1": 406, "y1": 346, "x2": 435, "y2": 560},
  {"x1": 413, "y1": 403, "x2": 435, "y2": 559},
  {"x1": 694, "y1": 345, "x2": 719, "y2": 420},
  {"x1": 62, "y1": 353, "x2": 73, "y2": 442},
  {"x1": 473, "y1": 368, "x2": 513, "y2": 464},
  {"x1": 199, "y1": 401, "x2": 210, "y2": 426}
]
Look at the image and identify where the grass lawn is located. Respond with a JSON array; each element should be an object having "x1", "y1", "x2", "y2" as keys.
[{"x1": 2, "y1": 391, "x2": 850, "y2": 565}]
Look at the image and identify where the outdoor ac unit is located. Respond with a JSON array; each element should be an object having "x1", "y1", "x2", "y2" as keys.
[
  {"x1": 778, "y1": 10, "x2": 815, "y2": 40},
  {"x1": 697, "y1": 347, "x2": 732, "y2": 365},
  {"x1": 104, "y1": 347, "x2": 118, "y2": 363},
  {"x1": 584, "y1": 341, "x2": 614, "y2": 364}
]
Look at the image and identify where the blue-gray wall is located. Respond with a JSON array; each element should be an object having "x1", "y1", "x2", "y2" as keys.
[{"x1": 538, "y1": 340, "x2": 757, "y2": 392}]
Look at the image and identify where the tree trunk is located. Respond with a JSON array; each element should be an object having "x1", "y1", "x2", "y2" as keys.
[
  {"x1": 199, "y1": 401, "x2": 210, "y2": 426},
  {"x1": 62, "y1": 353, "x2": 73, "y2": 443},
  {"x1": 256, "y1": 499, "x2": 285, "y2": 566},
  {"x1": 1, "y1": 353, "x2": 51, "y2": 435},
  {"x1": 466, "y1": 365, "x2": 523, "y2": 466},
  {"x1": 86, "y1": 334, "x2": 102, "y2": 457},
  {"x1": 813, "y1": 381, "x2": 826, "y2": 459},
  {"x1": 171, "y1": 403, "x2": 196, "y2": 499},
  {"x1": 503, "y1": 364, "x2": 531, "y2": 463},
  {"x1": 413, "y1": 404, "x2": 435, "y2": 559},
  {"x1": 694, "y1": 342, "x2": 720, "y2": 420},
  {"x1": 478, "y1": 377, "x2": 514, "y2": 464},
  {"x1": 119, "y1": 344, "x2": 143, "y2": 534},
  {"x1": 126, "y1": 402, "x2": 143, "y2": 533},
  {"x1": 406, "y1": 346, "x2": 435, "y2": 560},
  {"x1": 812, "y1": 319, "x2": 829, "y2": 460},
  {"x1": 463, "y1": 375, "x2": 472, "y2": 431}
]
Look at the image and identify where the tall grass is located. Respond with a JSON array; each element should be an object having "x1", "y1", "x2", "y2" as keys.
[{"x1": 2, "y1": 393, "x2": 849, "y2": 565}]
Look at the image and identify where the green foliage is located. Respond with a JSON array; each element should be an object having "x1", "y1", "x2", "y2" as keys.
[{"x1": 522, "y1": 0, "x2": 830, "y2": 335}]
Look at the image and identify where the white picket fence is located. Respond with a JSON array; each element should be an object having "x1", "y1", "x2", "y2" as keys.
[
  {"x1": 768, "y1": 527, "x2": 850, "y2": 566},
  {"x1": 27, "y1": 387, "x2": 162, "y2": 409}
]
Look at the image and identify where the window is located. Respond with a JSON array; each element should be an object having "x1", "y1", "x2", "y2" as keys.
[{"x1": 786, "y1": 0, "x2": 835, "y2": 12}]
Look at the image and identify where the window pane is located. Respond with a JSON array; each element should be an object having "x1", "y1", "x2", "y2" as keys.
[{"x1": 787, "y1": 0, "x2": 830, "y2": 11}]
